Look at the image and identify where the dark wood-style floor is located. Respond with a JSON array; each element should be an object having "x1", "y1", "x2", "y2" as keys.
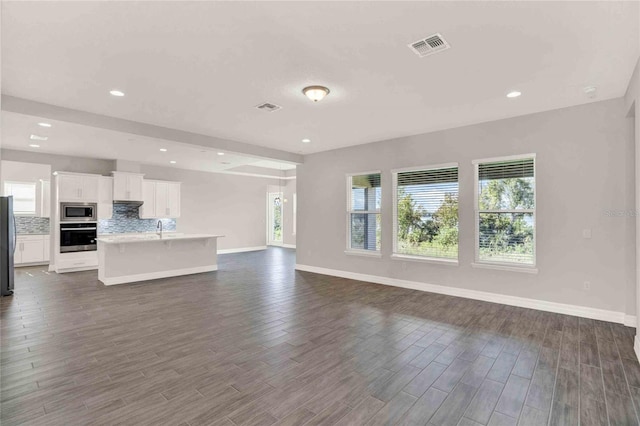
[{"x1": 2, "y1": 248, "x2": 640, "y2": 425}]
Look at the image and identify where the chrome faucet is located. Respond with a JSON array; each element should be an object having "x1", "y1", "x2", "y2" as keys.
[{"x1": 156, "y1": 220, "x2": 163, "y2": 237}]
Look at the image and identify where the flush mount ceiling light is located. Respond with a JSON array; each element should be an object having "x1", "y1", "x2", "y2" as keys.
[
  {"x1": 38, "y1": 122, "x2": 52, "y2": 128},
  {"x1": 109, "y1": 90, "x2": 125, "y2": 97},
  {"x1": 169, "y1": 160, "x2": 176, "y2": 164},
  {"x1": 302, "y1": 85, "x2": 330, "y2": 102},
  {"x1": 506, "y1": 91, "x2": 522, "y2": 98},
  {"x1": 217, "y1": 152, "x2": 225, "y2": 156},
  {"x1": 29, "y1": 144, "x2": 40, "y2": 148},
  {"x1": 301, "y1": 138, "x2": 311, "y2": 143},
  {"x1": 159, "y1": 148, "x2": 168, "y2": 152},
  {"x1": 30, "y1": 134, "x2": 48, "y2": 141}
]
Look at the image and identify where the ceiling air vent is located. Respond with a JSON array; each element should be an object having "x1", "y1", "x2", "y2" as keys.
[
  {"x1": 255, "y1": 102, "x2": 282, "y2": 112},
  {"x1": 408, "y1": 33, "x2": 450, "y2": 58}
]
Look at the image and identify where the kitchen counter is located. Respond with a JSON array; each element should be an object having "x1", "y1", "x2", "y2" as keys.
[
  {"x1": 97, "y1": 233, "x2": 223, "y2": 244},
  {"x1": 97, "y1": 233, "x2": 223, "y2": 285}
]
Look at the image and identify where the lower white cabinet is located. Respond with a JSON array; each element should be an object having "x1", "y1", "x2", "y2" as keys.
[
  {"x1": 15, "y1": 235, "x2": 50, "y2": 266},
  {"x1": 139, "y1": 180, "x2": 181, "y2": 219}
]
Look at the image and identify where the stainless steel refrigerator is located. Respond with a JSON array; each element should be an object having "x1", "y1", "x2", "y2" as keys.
[{"x1": 1, "y1": 196, "x2": 16, "y2": 296}]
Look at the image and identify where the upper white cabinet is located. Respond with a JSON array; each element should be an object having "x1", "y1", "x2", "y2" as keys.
[
  {"x1": 98, "y1": 176, "x2": 113, "y2": 220},
  {"x1": 139, "y1": 180, "x2": 156, "y2": 219},
  {"x1": 139, "y1": 180, "x2": 181, "y2": 219},
  {"x1": 112, "y1": 172, "x2": 144, "y2": 202},
  {"x1": 57, "y1": 173, "x2": 99, "y2": 202}
]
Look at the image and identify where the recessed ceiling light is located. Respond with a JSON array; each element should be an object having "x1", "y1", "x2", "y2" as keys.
[
  {"x1": 160, "y1": 148, "x2": 168, "y2": 152},
  {"x1": 110, "y1": 90, "x2": 125, "y2": 97},
  {"x1": 29, "y1": 144, "x2": 40, "y2": 148},
  {"x1": 301, "y1": 138, "x2": 311, "y2": 143},
  {"x1": 169, "y1": 160, "x2": 176, "y2": 164},
  {"x1": 217, "y1": 152, "x2": 225, "y2": 156},
  {"x1": 506, "y1": 91, "x2": 522, "y2": 98},
  {"x1": 37, "y1": 122, "x2": 52, "y2": 128},
  {"x1": 30, "y1": 134, "x2": 48, "y2": 141},
  {"x1": 302, "y1": 85, "x2": 330, "y2": 102}
]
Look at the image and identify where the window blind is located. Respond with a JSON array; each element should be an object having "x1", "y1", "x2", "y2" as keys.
[
  {"x1": 394, "y1": 166, "x2": 459, "y2": 260},
  {"x1": 478, "y1": 158, "x2": 534, "y2": 180}
]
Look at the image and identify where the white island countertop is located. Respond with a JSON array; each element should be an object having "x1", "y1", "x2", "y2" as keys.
[
  {"x1": 97, "y1": 233, "x2": 223, "y2": 244},
  {"x1": 97, "y1": 233, "x2": 223, "y2": 285}
]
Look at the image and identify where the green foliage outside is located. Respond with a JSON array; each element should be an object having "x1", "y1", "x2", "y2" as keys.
[
  {"x1": 478, "y1": 178, "x2": 534, "y2": 263},
  {"x1": 396, "y1": 177, "x2": 534, "y2": 263},
  {"x1": 273, "y1": 201, "x2": 282, "y2": 241},
  {"x1": 396, "y1": 189, "x2": 459, "y2": 258}
]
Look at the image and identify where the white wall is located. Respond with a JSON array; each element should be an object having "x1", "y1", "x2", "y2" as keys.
[
  {"x1": 1, "y1": 149, "x2": 115, "y2": 175},
  {"x1": 283, "y1": 179, "x2": 296, "y2": 247},
  {"x1": 140, "y1": 165, "x2": 271, "y2": 251},
  {"x1": 624, "y1": 57, "x2": 640, "y2": 347},
  {"x1": 297, "y1": 98, "x2": 636, "y2": 320}
]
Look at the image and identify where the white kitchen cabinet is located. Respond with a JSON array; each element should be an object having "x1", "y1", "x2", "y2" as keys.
[
  {"x1": 98, "y1": 176, "x2": 114, "y2": 220},
  {"x1": 138, "y1": 180, "x2": 181, "y2": 218},
  {"x1": 139, "y1": 180, "x2": 157, "y2": 219},
  {"x1": 57, "y1": 173, "x2": 99, "y2": 202},
  {"x1": 155, "y1": 182, "x2": 169, "y2": 217},
  {"x1": 58, "y1": 174, "x2": 83, "y2": 201},
  {"x1": 15, "y1": 235, "x2": 48, "y2": 266},
  {"x1": 112, "y1": 172, "x2": 144, "y2": 202}
]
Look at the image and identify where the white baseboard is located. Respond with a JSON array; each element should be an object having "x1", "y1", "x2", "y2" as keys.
[
  {"x1": 218, "y1": 246, "x2": 267, "y2": 254},
  {"x1": 282, "y1": 244, "x2": 296, "y2": 249},
  {"x1": 625, "y1": 315, "x2": 637, "y2": 327},
  {"x1": 15, "y1": 261, "x2": 49, "y2": 268},
  {"x1": 295, "y1": 264, "x2": 634, "y2": 325},
  {"x1": 100, "y1": 265, "x2": 217, "y2": 285}
]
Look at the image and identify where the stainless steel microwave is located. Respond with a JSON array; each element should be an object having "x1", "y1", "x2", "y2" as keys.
[{"x1": 60, "y1": 203, "x2": 97, "y2": 222}]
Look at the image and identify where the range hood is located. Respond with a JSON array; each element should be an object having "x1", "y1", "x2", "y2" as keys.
[{"x1": 113, "y1": 200, "x2": 144, "y2": 206}]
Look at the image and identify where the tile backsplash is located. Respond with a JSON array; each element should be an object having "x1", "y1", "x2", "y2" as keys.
[
  {"x1": 98, "y1": 204, "x2": 176, "y2": 234},
  {"x1": 15, "y1": 217, "x2": 50, "y2": 235}
]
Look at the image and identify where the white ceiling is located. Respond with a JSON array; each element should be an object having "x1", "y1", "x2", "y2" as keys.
[
  {"x1": 1, "y1": 111, "x2": 296, "y2": 173},
  {"x1": 2, "y1": 1, "x2": 639, "y2": 156}
]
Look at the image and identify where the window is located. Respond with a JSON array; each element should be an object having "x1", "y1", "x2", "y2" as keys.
[
  {"x1": 4, "y1": 181, "x2": 37, "y2": 215},
  {"x1": 474, "y1": 155, "x2": 536, "y2": 267},
  {"x1": 347, "y1": 172, "x2": 381, "y2": 253},
  {"x1": 392, "y1": 164, "x2": 459, "y2": 261}
]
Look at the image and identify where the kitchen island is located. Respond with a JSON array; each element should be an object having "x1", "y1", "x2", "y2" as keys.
[{"x1": 97, "y1": 233, "x2": 223, "y2": 285}]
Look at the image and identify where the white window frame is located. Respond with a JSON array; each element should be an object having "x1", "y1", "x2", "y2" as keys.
[
  {"x1": 472, "y1": 153, "x2": 537, "y2": 273},
  {"x1": 346, "y1": 171, "x2": 382, "y2": 258},
  {"x1": 391, "y1": 163, "x2": 459, "y2": 265},
  {"x1": 4, "y1": 181, "x2": 38, "y2": 216}
]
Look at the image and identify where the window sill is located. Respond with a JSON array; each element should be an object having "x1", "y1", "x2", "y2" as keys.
[
  {"x1": 344, "y1": 250, "x2": 382, "y2": 258},
  {"x1": 471, "y1": 262, "x2": 538, "y2": 274},
  {"x1": 391, "y1": 254, "x2": 459, "y2": 266}
]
